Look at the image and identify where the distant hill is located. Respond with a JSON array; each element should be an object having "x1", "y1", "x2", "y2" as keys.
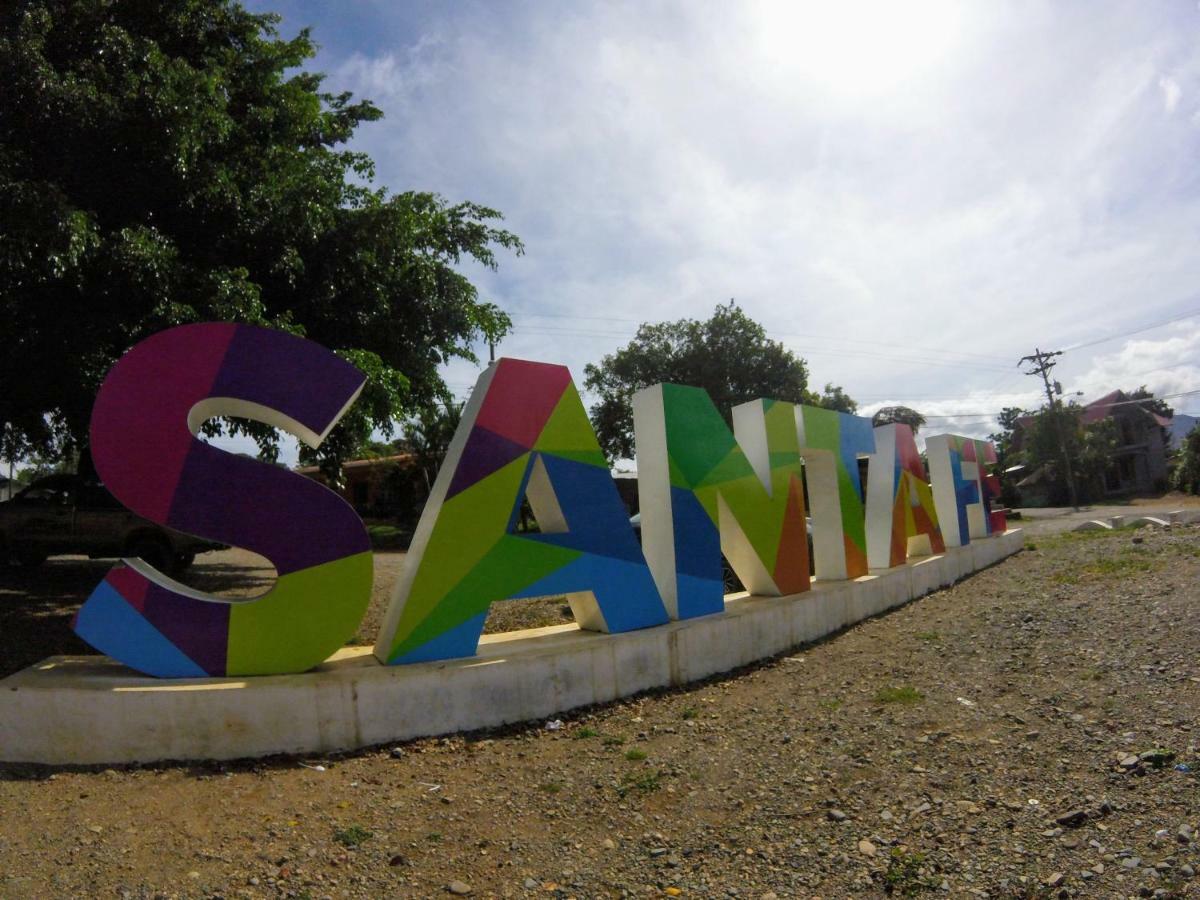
[{"x1": 1169, "y1": 414, "x2": 1199, "y2": 450}]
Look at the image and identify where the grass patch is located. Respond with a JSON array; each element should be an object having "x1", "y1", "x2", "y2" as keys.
[
  {"x1": 681, "y1": 707, "x2": 699, "y2": 720},
  {"x1": 819, "y1": 697, "x2": 843, "y2": 711},
  {"x1": 883, "y1": 848, "x2": 939, "y2": 895},
  {"x1": 332, "y1": 825, "x2": 373, "y2": 848},
  {"x1": 1087, "y1": 554, "x2": 1154, "y2": 577},
  {"x1": 624, "y1": 748, "x2": 648, "y2": 761},
  {"x1": 914, "y1": 631, "x2": 941, "y2": 642},
  {"x1": 1054, "y1": 550, "x2": 1156, "y2": 584},
  {"x1": 426, "y1": 832, "x2": 442, "y2": 843},
  {"x1": 366, "y1": 524, "x2": 409, "y2": 551},
  {"x1": 617, "y1": 770, "x2": 662, "y2": 797},
  {"x1": 572, "y1": 726, "x2": 599, "y2": 739},
  {"x1": 539, "y1": 781, "x2": 562, "y2": 794},
  {"x1": 1041, "y1": 524, "x2": 1151, "y2": 549},
  {"x1": 875, "y1": 685, "x2": 924, "y2": 705},
  {"x1": 601, "y1": 735, "x2": 626, "y2": 747}
]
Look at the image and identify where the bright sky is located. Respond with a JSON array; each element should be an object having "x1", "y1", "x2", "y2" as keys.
[{"x1": 235, "y1": 0, "x2": 1200, "y2": 463}]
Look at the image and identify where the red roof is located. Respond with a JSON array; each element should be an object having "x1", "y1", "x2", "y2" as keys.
[{"x1": 1080, "y1": 390, "x2": 1124, "y2": 425}]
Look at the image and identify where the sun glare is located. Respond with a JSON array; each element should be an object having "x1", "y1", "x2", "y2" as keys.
[{"x1": 753, "y1": 0, "x2": 963, "y2": 100}]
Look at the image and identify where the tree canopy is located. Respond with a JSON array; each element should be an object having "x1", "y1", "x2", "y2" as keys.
[
  {"x1": 0, "y1": 0, "x2": 521, "y2": 473},
  {"x1": 582, "y1": 301, "x2": 854, "y2": 461},
  {"x1": 1172, "y1": 426, "x2": 1200, "y2": 495},
  {"x1": 871, "y1": 405, "x2": 925, "y2": 432},
  {"x1": 1128, "y1": 386, "x2": 1173, "y2": 419}
]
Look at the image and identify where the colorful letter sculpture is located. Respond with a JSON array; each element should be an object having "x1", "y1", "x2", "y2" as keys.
[
  {"x1": 925, "y1": 434, "x2": 997, "y2": 547},
  {"x1": 73, "y1": 318, "x2": 1011, "y2": 682},
  {"x1": 864, "y1": 423, "x2": 945, "y2": 569},
  {"x1": 375, "y1": 358, "x2": 668, "y2": 665},
  {"x1": 984, "y1": 472, "x2": 1007, "y2": 533},
  {"x1": 795, "y1": 405, "x2": 874, "y2": 580},
  {"x1": 632, "y1": 386, "x2": 810, "y2": 620},
  {"x1": 74, "y1": 323, "x2": 373, "y2": 677}
]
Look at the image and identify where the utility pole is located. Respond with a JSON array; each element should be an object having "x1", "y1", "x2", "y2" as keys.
[{"x1": 1019, "y1": 348, "x2": 1080, "y2": 510}]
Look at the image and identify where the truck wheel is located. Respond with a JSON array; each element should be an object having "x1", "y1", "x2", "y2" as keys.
[{"x1": 128, "y1": 537, "x2": 176, "y2": 575}]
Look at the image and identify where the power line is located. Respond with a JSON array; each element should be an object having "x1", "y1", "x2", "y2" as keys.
[
  {"x1": 511, "y1": 327, "x2": 1013, "y2": 372},
  {"x1": 511, "y1": 314, "x2": 1015, "y2": 363},
  {"x1": 878, "y1": 388, "x2": 1200, "y2": 421},
  {"x1": 1063, "y1": 308, "x2": 1200, "y2": 352}
]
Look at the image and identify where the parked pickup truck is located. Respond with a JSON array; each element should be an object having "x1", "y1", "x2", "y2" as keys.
[{"x1": 0, "y1": 474, "x2": 224, "y2": 575}]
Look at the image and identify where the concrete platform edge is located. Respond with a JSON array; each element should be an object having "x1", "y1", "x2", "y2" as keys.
[{"x1": 0, "y1": 530, "x2": 1024, "y2": 765}]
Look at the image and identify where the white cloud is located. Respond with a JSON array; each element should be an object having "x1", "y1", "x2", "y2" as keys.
[
  {"x1": 247, "y1": 0, "x2": 1200, "y2": 456},
  {"x1": 1159, "y1": 74, "x2": 1182, "y2": 114},
  {"x1": 1070, "y1": 324, "x2": 1200, "y2": 407}
]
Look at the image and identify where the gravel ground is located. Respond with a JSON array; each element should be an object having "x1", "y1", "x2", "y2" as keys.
[
  {"x1": 2, "y1": 522, "x2": 1199, "y2": 898},
  {"x1": 0, "y1": 549, "x2": 570, "y2": 679}
]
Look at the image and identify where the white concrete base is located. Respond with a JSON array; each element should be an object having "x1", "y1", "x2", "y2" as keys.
[
  {"x1": 0, "y1": 530, "x2": 1024, "y2": 765},
  {"x1": 1074, "y1": 514, "x2": 1178, "y2": 533}
]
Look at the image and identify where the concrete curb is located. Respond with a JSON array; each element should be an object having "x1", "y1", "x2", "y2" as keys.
[{"x1": 0, "y1": 530, "x2": 1023, "y2": 765}]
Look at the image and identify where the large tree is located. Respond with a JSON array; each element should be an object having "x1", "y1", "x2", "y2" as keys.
[
  {"x1": 0, "y1": 0, "x2": 521, "y2": 474},
  {"x1": 582, "y1": 301, "x2": 854, "y2": 461}
]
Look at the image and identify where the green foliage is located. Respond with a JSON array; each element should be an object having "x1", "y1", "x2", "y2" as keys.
[
  {"x1": 1172, "y1": 426, "x2": 1200, "y2": 494},
  {"x1": 883, "y1": 848, "x2": 939, "y2": 895},
  {"x1": 9, "y1": 445, "x2": 77, "y2": 486},
  {"x1": 332, "y1": 825, "x2": 373, "y2": 847},
  {"x1": 616, "y1": 770, "x2": 662, "y2": 797},
  {"x1": 989, "y1": 406, "x2": 1025, "y2": 506},
  {"x1": 572, "y1": 726, "x2": 599, "y2": 739},
  {"x1": 681, "y1": 706, "x2": 698, "y2": 720},
  {"x1": 366, "y1": 524, "x2": 408, "y2": 550},
  {"x1": 1138, "y1": 747, "x2": 1176, "y2": 768},
  {"x1": 875, "y1": 685, "x2": 924, "y2": 704},
  {"x1": 1052, "y1": 548, "x2": 1154, "y2": 584},
  {"x1": 624, "y1": 748, "x2": 648, "y2": 761},
  {"x1": 871, "y1": 406, "x2": 926, "y2": 432},
  {"x1": 1021, "y1": 404, "x2": 1083, "y2": 505},
  {"x1": 1016, "y1": 388, "x2": 1173, "y2": 505},
  {"x1": 1129, "y1": 386, "x2": 1173, "y2": 418},
  {"x1": 1018, "y1": 403, "x2": 1116, "y2": 505},
  {"x1": 399, "y1": 397, "x2": 465, "y2": 496},
  {"x1": 815, "y1": 382, "x2": 858, "y2": 414},
  {"x1": 1075, "y1": 417, "x2": 1121, "y2": 497},
  {"x1": 583, "y1": 301, "x2": 852, "y2": 460},
  {"x1": 0, "y1": 0, "x2": 521, "y2": 470}
]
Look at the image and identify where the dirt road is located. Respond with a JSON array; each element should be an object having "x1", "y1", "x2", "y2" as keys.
[{"x1": 2, "y1": 523, "x2": 1198, "y2": 897}]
